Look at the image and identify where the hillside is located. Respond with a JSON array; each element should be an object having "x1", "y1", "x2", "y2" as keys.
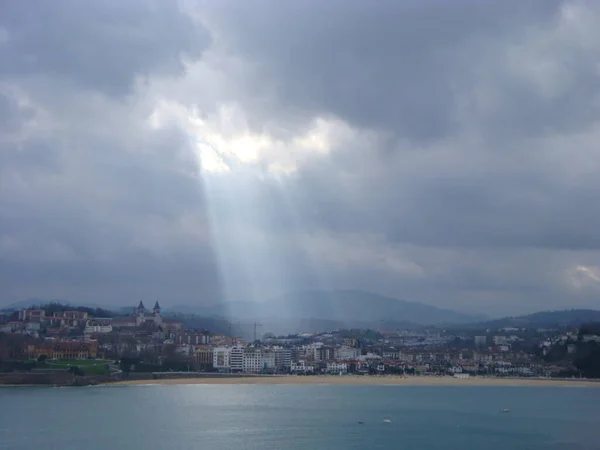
[
  {"x1": 460, "y1": 309, "x2": 600, "y2": 330},
  {"x1": 172, "y1": 289, "x2": 486, "y2": 327}
]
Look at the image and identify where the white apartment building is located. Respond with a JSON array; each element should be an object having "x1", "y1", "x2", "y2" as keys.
[
  {"x1": 326, "y1": 362, "x2": 348, "y2": 374},
  {"x1": 336, "y1": 346, "x2": 360, "y2": 360},
  {"x1": 290, "y1": 360, "x2": 314, "y2": 373},
  {"x1": 213, "y1": 347, "x2": 231, "y2": 370},
  {"x1": 493, "y1": 336, "x2": 509, "y2": 346},
  {"x1": 25, "y1": 322, "x2": 41, "y2": 331},
  {"x1": 84, "y1": 318, "x2": 113, "y2": 334},
  {"x1": 230, "y1": 346, "x2": 244, "y2": 372},
  {"x1": 243, "y1": 348, "x2": 276, "y2": 373},
  {"x1": 273, "y1": 347, "x2": 292, "y2": 371},
  {"x1": 243, "y1": 349, "x2": 262, "y2": 373}
]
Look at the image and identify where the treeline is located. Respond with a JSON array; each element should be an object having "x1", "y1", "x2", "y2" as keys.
[
  {"x1": 31, "y1": 302, "x2": 116, "y2": 318},
  {"x1": 579, "y1": 322, "x2": 600, "y2": 336},
  {"x1": 162, "y1": 312, "x2": 237, "y2": 336},
  {"x1": 573, "y1": 321, "x2": 600, "y2": 377},
  {"x1": 573, "y1": 342, "x2": 600, "y2": 378}
]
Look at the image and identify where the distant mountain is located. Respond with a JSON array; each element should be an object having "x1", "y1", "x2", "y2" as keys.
[
  {"x1": 250, "y1": 318, "x2": 425, "y2": 337},
  {"x1": 171, "y1": 290, "x2": 486, "y2": 329},
  {"x1": 460, "y1": 309, "x2": 600, "y2": 330}
]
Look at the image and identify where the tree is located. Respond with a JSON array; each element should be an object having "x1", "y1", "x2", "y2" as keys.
[
  {"x1": 37, "y1": 355, "x2": 48, "y2": 363},
  {"x1": 573, "y1": 342, "x2": 600, "y2": 378},
  {"x1": 579, "y1": 322, "x2": 600, "y2": 337},
  {"x1": 119, "y1": 357, "x2": 140, "y2": 373},
  {"x1": 68, "y1": 366, "x2": 85, "y2": 377}
]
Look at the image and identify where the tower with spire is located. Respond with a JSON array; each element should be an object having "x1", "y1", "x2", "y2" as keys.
[
  {"x1": 153, "y1": 301, "x2": 163, "y2": 326},
  {"x1": 135, "y1": 300, "x2": 146, "y2": 326},
  {"x1": 131, "y1": 300, "x2": 163, "y2": 327}
]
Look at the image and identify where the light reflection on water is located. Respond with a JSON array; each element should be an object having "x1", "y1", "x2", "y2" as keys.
[{"x1": 0, "y1": 385, "x2": 598, "y2": 450}]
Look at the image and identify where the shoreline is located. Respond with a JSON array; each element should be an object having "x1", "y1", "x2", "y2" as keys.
[{"x1": 107, "y1": 375, "x2": 600, "y2": 387}]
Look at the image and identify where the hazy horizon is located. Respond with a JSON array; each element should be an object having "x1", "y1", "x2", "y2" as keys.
[{"x1": 2, "y1": 1, "x2": 600, "y2": 317}]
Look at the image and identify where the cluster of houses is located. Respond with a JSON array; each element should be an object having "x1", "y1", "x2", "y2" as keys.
[{"x1": 2, "y1": 304, "x2": 598, "y2": 378}]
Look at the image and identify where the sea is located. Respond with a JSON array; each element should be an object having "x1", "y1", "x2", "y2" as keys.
[{"x1": 1, "y1": 385, "x2": 599, "y2": 449}]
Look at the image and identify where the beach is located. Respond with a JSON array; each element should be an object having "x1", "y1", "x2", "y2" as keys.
[{"x1": 110, "y1": 375, "x2": 600, "y2": 387}]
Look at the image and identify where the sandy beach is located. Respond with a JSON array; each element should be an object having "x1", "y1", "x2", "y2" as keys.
[{"x1": 110, "y1": 375, "x2": 600, "y2": 387}]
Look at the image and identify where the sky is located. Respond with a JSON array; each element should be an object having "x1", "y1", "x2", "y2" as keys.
[{"x1": 2, "y1": 0, "x2": 600, "y2": 316}]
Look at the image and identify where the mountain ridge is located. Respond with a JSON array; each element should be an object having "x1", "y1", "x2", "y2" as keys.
[
  {"x1": 169, "y1": 289, "x2": 487, "y2": 326},
  {"x1": 459, "y1": 309, "x2": 600, "y2": 330}
]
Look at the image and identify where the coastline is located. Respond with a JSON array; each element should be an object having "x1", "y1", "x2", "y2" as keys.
[{"x1": 108, "y1": 375, "x2": 600, "y2": 387}]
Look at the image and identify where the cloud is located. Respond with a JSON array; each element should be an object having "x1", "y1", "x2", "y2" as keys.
[
  {"x1": 1, "y1": 0, "x2": 600, "y2": 316},
  {"x1": 0, "y1": 0, "x2": 211, "y2": 96}
]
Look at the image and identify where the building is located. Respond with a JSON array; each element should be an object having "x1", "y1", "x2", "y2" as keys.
[
  {"x1": 0, "y1": 322, "x2": 20, "y2": 333},
  {"x1": 84, "y1": 318, "x2": 113, "y2": 334},
  {"x1": 493, "y1": 336, "x2": 509, "y2": 346},
  {"x1": 474, "y1": 336, "x2": 487, "y2": 348},
  {"x1": 273, "y1": 347, "x2": 292, "y2": 372},
  {"x1": 343, "y1": 338, "x2": 360, "y2": 348},
  {"x1": 290, "y1": 360, "x2": 314, "y2": 373},
  {"x1": 25, "y1": 322, "x2": 41, "y2": 331},
  {"x1": 454, "y1": 373, "x2": 470, "y2": 379},
  {"x1": 18, "y1": 309, "x2": 45, "y2": 322},
  {"x1": 174, "y1": 331, "x2": 211, "y2": 345},
  {"x1": 336, "y1": 346, "x2": 360, "y2": 360},
  {"x1": 213, "y1": 347, "x2": 231, "y2": 370},
  {"x1": 112, "y1": 301, "x2": 183, "y2": 331},
  {"x1": 134, "y1": 301, "x2": 163, "y2": 327},
  {"x1": 193, "y1": 345, "x2": 214, "y2": 369},
  {"x1": 326, "y1": 362, "x2": 348, "y2": 374},
  {"x1": 47, "y1": 311, "x2": 89, "y2": 327},
  {"x1": 27, "y1": 340, "x2": 98, "y2": 360},
  {"x1": 243, "y1": 348, "x2": 275, "y2": 373},
  {"x1": 314, "y1": 346, "x2": 335, "y2": 361},
  {"x1": 229, "y1": 346, "x2": 244, "y2": 372}
]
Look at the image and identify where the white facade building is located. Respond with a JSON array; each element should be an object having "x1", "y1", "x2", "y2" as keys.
[
  {"x1": 336, "y1": 346, "x2": 360, "y2": 360},
  {"x1": 84, "y1": 318, "x2": 113, "y2": 334},
  {"x1": 493, "y1": 336, "x2": 508, "y2": 345},
  {"x1": 326, "y1": 362, "x2": 348, "y2": 374},
  {"x1": 290, "y1": 360, "x2": 314, "y2": 373},
  {"x1": 213, "y1": 347, "x2": 231, "y2": 370},
  {"x1": 243, "y1": 348, "x2": 276, "y2": 373},
  {"x1": 273, "y1": 347, "x2": 292, "y2": 372},
  {"x1": 25, "y1": 322, "x2": 41, "y2": 331},
  {"x1": 229, "y1": 346, "x2": 244, "y2": 372}
]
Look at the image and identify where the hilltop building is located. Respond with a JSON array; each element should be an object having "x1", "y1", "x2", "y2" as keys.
[
  {"x1": 134, "y1": 301, "x2": 162, "y2": 327},
  {"x1": 112, "y1": 301, "x2": 183, "y2": 331}
]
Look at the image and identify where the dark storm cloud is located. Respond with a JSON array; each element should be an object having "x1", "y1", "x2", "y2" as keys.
[
  {"x1": 0, "y1": 0, "x2": 211, "y2": 95},
  {"x1": 2, "y1": 0, "x2": 600, "y2": 314},
  {"x1": 203, "y1": 0, "x2": 563, "y2": 141},
  {"x1": 284, "y1": 168, "x2": 600, "y2": 251}
]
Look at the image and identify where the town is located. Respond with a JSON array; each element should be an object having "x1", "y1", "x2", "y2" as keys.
[{"x1": 1, "y1": 301, "x2": 600, "y2": 385}]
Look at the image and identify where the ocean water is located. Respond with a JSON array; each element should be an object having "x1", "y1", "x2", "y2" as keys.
[{"x1": 1, "y1": 385, "x2": 599, "y2": 449}]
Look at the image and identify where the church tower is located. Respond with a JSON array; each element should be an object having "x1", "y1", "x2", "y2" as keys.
[
  {"x1": 153, "y1": 301, "x2": 162, "y2": 326},
  {"x1": 136, "y1": 300, "x2": 146, "y2": 326}
]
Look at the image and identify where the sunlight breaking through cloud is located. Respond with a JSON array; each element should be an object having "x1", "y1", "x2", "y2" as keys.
[
  {"x1": 148, "y1": 100, "x2": 358, "y2": 175},
  {"x1": 567, "y1": 265, "x2": 600, "y2": 289}
]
